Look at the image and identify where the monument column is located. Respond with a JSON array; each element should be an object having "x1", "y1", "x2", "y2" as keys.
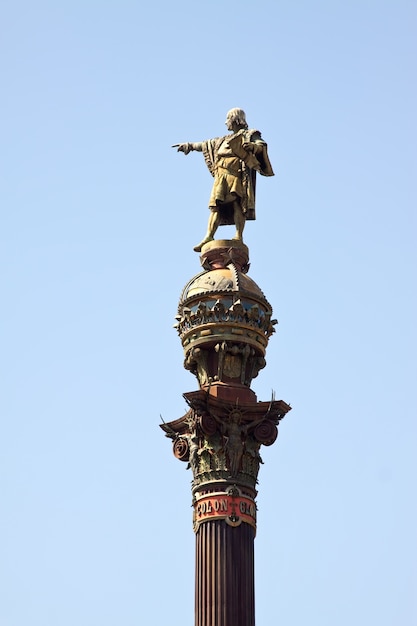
[
  {"x1": 161, "y1": 241, "x2": 290, "y2": 626},
  {"x1": 163, "y1": 109, "x2": 290, "y2": 625}
]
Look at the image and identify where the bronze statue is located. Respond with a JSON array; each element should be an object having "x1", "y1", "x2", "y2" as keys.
[
  {"x1": 173, "y1": 108, "x2": 274, "y2": 251},
  {"x1": 212, "y1": 408, "x2": 262, "y2": 478}
]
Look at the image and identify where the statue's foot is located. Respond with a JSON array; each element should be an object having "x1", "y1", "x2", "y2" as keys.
[{"x1": 193, "y1": 237, "x2": 213, "y2": 252}]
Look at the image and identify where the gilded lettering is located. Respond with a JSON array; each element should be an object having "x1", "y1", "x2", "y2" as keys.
[{"x1": 238, "y1": 500, "x2": 256, "y2": 518}]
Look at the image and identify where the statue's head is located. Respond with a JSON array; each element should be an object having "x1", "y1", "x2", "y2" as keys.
[{"x1": 225, "y1": 108, "x2": 248, "y2": 130}]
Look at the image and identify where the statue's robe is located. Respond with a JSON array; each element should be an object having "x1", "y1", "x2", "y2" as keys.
[{"x1": 201, "y1": 129, "x2": 274, "y2": 225}]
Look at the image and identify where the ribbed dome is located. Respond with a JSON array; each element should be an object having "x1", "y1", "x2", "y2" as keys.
[
  {"x1": 180, "y1": 266, "x2": 268, "y2": 307},
  {"x1": 174, "y1": 241, "x2": 277, "y2": 391}
]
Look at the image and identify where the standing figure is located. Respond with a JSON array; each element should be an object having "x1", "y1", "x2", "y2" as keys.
[{"x1": 174, "y1": 108, "x2": 274, "y2": 251}]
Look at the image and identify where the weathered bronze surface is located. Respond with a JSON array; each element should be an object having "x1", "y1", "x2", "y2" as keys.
[
  {"x1": 173, "y1": 108, "x2": 274, "y2": 251},
  {"x1": 162, "y1": 239, "x2": 290, "y2": 625},
  {"x1": 162, "y1": 384, "x2": 287, "y2": 625},
  {"x1": 164, "y1": 113, "x2": 289, "y2": 626},
  {"x1": 161, "y1": 390, "x2": 290, "y2": 495},
  {"x1": 175, "y1": 240, "x2": 276, "y2": 392}
]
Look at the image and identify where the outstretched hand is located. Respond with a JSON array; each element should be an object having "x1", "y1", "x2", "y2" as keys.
[{"x1": 172, "y1": 143, "x2": 192, "y2": 155}]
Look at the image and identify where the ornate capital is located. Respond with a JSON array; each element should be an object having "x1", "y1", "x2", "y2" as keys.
[{"x1": 160, "y1": 391, "x2": 290, "y2": 498}]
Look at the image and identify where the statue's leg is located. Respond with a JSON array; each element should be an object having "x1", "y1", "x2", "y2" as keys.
[
  {"x1": 233, "y1": 201, "x2": 245, "y2": 241},
  {"x1": 207, "y1": 210, "x2": 220, "y2": 239},
  {"x1": 193, "y1": 209, "x2": 220, "y2": 252}
]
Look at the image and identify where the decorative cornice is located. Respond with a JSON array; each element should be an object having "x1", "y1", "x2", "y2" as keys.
[{"x1": 160, "y1": 391, "x2": 291, "y2": 496}]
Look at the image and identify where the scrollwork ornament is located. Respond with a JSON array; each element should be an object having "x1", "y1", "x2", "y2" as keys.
[
  {"x1": 254, "y1": 420, "x2": 278, "y2": 446},
  {"x1": 199, "y1": 414, "x2": 217, "y2": 436},
  {"x1": 173, "y1": 437, "x2": 190, "y2": 461}
]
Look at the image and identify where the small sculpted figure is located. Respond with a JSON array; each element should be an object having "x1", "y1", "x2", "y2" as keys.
[
  {"x1": 173, "y1": 108, "x2": 274, "y2": 251},
  {"x1": 211, "y1": 408, "x2": 261, "y2": 478}
]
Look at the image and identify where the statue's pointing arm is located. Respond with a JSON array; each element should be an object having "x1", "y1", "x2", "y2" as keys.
[
  {"x1": 172, "y1": 142, "x2": 203, "y2": 155},
  {"x1": 172, "y1": 139, "x2": 217, "y2": 178}
]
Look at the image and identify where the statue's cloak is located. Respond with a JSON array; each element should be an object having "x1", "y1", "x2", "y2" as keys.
[{"x1": 201, "y1": 129, "x2": 274, "y2": 224}]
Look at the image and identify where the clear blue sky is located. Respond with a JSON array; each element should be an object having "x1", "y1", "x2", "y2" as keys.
[{"x1": 1, "y1": 1, "x2": 416, "y2": 625}]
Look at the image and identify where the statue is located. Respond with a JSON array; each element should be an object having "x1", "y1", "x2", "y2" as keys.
[
  {"x1": 173, "y1": 108, "x2": 274, "y2": 252},
  {"x1": 209, "y1": 408, "x2": 263, "y2": 478}
]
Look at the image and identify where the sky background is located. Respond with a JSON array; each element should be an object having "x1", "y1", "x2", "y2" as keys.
[{"x1": 1, "y1": 1, "x2": 416, "y2": 625}]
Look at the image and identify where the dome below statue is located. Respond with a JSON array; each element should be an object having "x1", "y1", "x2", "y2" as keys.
[{"x1": 175, "y1": 240, "x2": 277, "y2": 395}]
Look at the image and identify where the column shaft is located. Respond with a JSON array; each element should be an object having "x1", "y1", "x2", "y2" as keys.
[{"x1": 195, "y1": 520, "x2": 255, "y2": 626}]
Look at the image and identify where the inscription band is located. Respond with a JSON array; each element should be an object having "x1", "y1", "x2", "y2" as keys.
[{"x1": 193, "y1": 490, "x2": 257, "y2": 533}]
